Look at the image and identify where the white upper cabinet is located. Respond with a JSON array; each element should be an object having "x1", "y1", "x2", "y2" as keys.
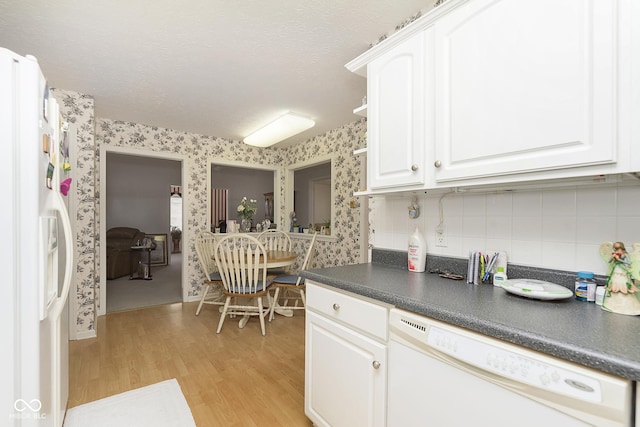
[
  {"x1": 433, "y1": 0, "x2": 619, "y2": 183},
  {"x1": 346, "y1": 0, "x2": 638, "y2": 193},
  {"x1": 367, "y1": 32, "x2": 428, "y2": 189}
]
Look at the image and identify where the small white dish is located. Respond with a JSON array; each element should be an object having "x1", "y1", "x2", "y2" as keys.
[{"x1": 500, "y1": 279, "x2": 573, "y2": 300}]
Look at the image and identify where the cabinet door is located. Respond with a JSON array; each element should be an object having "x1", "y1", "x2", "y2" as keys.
[
  {"x1": 433, "y1": 0, "x2": 617, "y2": 183},
  {"x1": 305, "y1": 310, "x2": 386, "y2": 427},
  {"x1": 367, "y1": 33, "x2": 426, "y2": 189}
]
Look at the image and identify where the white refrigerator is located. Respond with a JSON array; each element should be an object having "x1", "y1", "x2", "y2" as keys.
[{"x1": 1, "y1": 48, "x2": 74, "y2": 427}]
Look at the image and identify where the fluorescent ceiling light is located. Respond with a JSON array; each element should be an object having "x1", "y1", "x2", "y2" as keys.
[{"x1": 244, "y1": 112, "x2": 315, "y2": 147}]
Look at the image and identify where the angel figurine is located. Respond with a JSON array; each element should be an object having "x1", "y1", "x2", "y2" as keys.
[{"x1": 598, "y1": 241, "x2": 640, "y2": 316}]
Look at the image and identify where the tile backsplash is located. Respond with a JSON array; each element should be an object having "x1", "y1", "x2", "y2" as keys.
[{"x1": 370, "y1": 182, "x2": 640, "y2": 275}]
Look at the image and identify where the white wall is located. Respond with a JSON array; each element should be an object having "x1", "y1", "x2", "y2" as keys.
[{"x1": 371, "y1": 182, "x2": 640, "y2": 275}]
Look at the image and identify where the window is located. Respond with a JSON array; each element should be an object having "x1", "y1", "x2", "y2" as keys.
[{"x1": 170, "y1": 185, "x2": 182, "y2": 230}]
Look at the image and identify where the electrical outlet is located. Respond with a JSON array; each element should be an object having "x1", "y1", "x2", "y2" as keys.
[{"x1": 435, "y1": 225, "x2": 447, "y2": 247}]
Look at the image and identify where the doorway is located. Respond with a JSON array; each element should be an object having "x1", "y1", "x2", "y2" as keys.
[{"x1": 104, "y1": 152, "x2": 183, "y2": 313}]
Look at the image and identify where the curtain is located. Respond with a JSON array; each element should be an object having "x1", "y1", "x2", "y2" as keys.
[{"x1": 212, "y1": 188, "x2": 228, "y2": 227}]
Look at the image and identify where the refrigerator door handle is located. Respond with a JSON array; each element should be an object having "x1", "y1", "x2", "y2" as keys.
[{"x1": 50, "y1": 190, "x2": 73, "y2": 319}]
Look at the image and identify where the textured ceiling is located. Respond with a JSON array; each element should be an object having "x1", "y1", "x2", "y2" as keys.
[{"x1": 0, "y1": 0, "x2": 436, "y2": 147}]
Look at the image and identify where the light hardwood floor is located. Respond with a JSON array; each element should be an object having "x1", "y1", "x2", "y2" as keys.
[{"x1": 68, "y1": 301, "x2": 313, "y2": 426}]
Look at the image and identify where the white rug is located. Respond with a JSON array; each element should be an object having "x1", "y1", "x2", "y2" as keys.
[{"x1": 64, "y1": 379, "x2": 196, "y2": 427}]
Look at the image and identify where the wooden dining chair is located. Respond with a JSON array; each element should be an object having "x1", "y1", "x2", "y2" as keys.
[
  {"x1": 257, "y1": 229, "x2": 293, "y2": 275},
  {"x1": 194, "y1": 231, "x2": 225, "y2": 315},
  {"x1": 214, "y1": 234, "x2": 272, "y2": 336},
  {"x1": 268, "y1": 232, "x2": 317, "y2": 321}
]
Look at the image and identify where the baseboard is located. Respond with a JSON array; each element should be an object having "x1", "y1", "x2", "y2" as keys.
[{"x1": 74, "y1": 329, "x2": 97, "y2": 340}]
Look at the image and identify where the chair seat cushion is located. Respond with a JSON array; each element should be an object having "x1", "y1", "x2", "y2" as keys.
[
  {"x1": 273, "y1": 274, "x2": 303, "y2": 285},
  {"x1": 208, "y1": 272, "x2": 222, "y2": 281},
  {"x1": 229, "y1": 280, "x2": 272, "y2": 293}
]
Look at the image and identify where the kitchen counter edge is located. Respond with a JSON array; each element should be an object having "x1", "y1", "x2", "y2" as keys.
[{"x1": 301, "y1": 262, "x2": 640, "y2": 382}]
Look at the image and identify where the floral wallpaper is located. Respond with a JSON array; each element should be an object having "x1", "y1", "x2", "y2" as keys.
[
  {"x1": 48, "y1": 89, "x2": 367, "y2": 337},
  {"x1": 285, "y1": 121, "x2": 367, "y2": 268},
  {"x1": 370, "y1": 1, "x2": 447, "y2": 47},
  {"x1": 56, "y1": 109, "x2": 366, "y2": 337},
  {"x1": 97, "y1": 120, "x2": 279, "y2": 306},
  {"x1": 51, "y1": 88, "x2": 97, "y2": 336}
]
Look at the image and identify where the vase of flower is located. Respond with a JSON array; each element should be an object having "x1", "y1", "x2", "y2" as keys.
[
  {"x1": 240, "y1": 218, "x2": 252, "y2": 233},
  {"x1": 237, "y1": 197, "x2": 257, "y2": 233}
]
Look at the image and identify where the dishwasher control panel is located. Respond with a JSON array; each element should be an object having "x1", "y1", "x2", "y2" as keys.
[
  {"x1": 389, "y1": 308, "x2": 632, "y2": 425},
  {"x1": 390, "y1": 309, "x2": 605, "y2": 403},
  {"x1": 426, "y1": 325, "x2": 602, "y2": 402}
]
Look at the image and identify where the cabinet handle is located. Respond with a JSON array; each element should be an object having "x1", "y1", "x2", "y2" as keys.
[
  {"x1": 411, "y1": 164, "x2": 419, "y2": 172},
  {"x1": 372, "y1": 361, "x2": 381, "y2": 369},
  {"x1": 434, "y1": 160, "x2": 442, "y2": 168},
  {"x1": 332, "y1": 303, "x2": 340, "y2": 311}
]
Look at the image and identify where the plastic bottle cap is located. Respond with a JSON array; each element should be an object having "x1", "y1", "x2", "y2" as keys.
[
  {"x1": 577, "y1": 271, "x2": 594, "y2": 279},
  {"x1": 497, "y1": 267, "x2": 504, "y2": 272}
]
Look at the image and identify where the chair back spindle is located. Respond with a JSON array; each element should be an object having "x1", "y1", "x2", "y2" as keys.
[
  {"x1": 214, "y1": 234, "x2": 271, "y2": 335},
  {"x1": 257, "y1": 229, "x2": 292, "y2": 251},
  {"x1": 268, "y1": 232, "x2": 318, "y2": 321},
  {"x1": 194, "y1": 231, "x2": 224, "y2": 315}
]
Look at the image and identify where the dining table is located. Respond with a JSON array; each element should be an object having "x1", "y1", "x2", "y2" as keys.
[
  {"x1": 263, "y1": 250, "x2": 297, "y2": 269},
  {"x1": 210, "y1": 249, "x2": 297, "y2": 270}
]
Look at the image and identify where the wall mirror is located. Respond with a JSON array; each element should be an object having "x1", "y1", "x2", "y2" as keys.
[
  {"x1": 290, "y1": 158, "x2": 332, "y2": 234},
  {"x1": 210, "y1": 163, "x2": 277, "y2": 231}
]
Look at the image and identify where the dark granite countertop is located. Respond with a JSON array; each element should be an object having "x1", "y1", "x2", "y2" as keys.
[{"x1": 301, "y1": 261, "x2": 640, "y2": 382}]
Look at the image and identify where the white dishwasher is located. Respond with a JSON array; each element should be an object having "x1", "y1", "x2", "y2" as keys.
[{"x1": 388, "y1": 308, "x2": 633, "y2": 426}]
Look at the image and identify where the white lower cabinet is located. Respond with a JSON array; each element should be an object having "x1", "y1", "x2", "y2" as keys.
[{"x1": 305, "y1": 281, "x2": 389, "y2": 427}]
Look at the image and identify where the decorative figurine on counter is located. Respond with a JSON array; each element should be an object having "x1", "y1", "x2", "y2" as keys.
[
  {"x1": 289, "y1": 211, "x2": 296, "y2": 232},
  {"x1": 598, "y1": 241, "x2": 640, "y2": 316}
]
